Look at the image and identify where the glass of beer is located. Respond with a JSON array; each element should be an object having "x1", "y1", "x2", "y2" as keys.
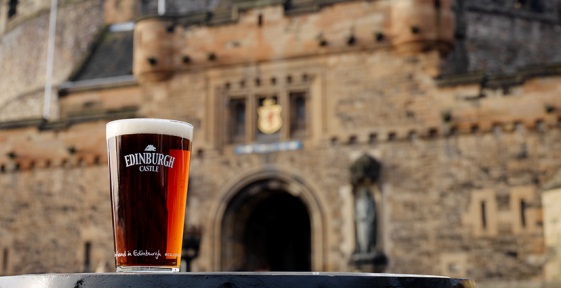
[{"x1": 106, "y1": 118, "x2": 193, "y2": 272}]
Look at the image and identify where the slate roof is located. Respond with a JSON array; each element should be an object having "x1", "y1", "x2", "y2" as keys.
[{"x1": 71, "y1": 29, "x2": 134, "y2": 82}]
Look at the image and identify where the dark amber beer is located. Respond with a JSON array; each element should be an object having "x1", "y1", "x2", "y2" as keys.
[{"x1": 106, "y1": 119, "x2": 193, "y2": 272}]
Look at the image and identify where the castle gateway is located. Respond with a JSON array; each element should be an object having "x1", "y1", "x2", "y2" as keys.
[{"x1": 1, "y1": 1, "x2": 561, "y2": 287}]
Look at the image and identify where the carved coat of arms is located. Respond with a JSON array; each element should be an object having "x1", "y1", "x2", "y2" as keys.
[{"x1": 257, "y1": 98, "x2": 282, "y2": 134}]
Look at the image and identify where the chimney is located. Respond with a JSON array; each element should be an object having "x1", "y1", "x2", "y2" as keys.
[{"x1": 104, "y1": 0, "x2": 138, "y2": 24}]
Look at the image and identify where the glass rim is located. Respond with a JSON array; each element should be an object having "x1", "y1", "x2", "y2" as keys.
[{"x1": 106, "y1": 118, "x2": 194, "y2": 140}]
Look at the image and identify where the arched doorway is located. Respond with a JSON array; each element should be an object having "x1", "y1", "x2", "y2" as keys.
[
  {"x1": 220, "y1": 179, "x2": 312, "y2": 271},
  {"x1": 244, "y1": 192, "x2": 311, "y2": 271}
]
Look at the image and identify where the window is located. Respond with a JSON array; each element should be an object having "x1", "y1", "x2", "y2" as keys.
[
  {"x1": 520, "y1": 199, "x2": 527, "y2": 228},
  {"x1": 84, "y1": 242, "x2": 91, "y2": 273},
  {"x1": 7, "y1": 0, "x2": 18, "y2": 19},
  {"x1": 2, "y1": 248, "x2": 8, "y2": 275},
  {"x1": 289, "y1": 92, "x2": 307, "y2": 138},
  {"x1": 229, "y1": 98, "x2": 247, "y2": 143},
  {"x1": 481, "y1": 201, "x2": 487, "y2": 230}
]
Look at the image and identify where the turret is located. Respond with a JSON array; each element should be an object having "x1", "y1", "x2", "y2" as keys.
[
  {"x1": 133, "y1": 17, "x2": 176, "y2": 82},
  {"x1": 390, "y1": 0, "x2": 455, "y2": 55}
]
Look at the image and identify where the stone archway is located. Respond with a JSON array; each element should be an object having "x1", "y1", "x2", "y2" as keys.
[
  {"x1": 210, "y1": 167, "x2": 326, "y2": 271},
  {"x1": 220, "y1": 178, "x2": 311, "y2": 271}
]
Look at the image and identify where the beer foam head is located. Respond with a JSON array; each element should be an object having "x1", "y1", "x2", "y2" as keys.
[{"x1": 106, "y1": 118, "x2": 194, "y2": 140}]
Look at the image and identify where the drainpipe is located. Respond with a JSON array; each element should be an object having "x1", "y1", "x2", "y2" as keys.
[{"x1": 42, "y1": 0, "x2": 58, "y2": 121}]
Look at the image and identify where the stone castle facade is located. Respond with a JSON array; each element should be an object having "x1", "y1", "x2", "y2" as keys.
[{"x1": 1, "y1": 0, "x2": 561, "y2": 287}]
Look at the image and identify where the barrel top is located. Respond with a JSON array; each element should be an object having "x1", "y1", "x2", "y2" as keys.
[
  {"x1": 106, "y1": 118, "x2": 194, "y2": 140},
  {"x1": 0, "y1": 272, "x2": 476, "y2": 288}
]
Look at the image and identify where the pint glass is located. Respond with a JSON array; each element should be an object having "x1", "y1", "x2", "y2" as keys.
[{"x1": 106, "y1": 118, "x2": 193, "y2": 272}]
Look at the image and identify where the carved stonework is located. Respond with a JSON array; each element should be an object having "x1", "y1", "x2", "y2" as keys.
[{"x1": 349, "y1": 155, "x2": 386, "y2": 272}]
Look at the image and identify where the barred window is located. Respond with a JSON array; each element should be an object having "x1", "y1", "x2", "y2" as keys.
[
  {"x1": 229, "y1": 98, "x2": 247, "y2": 143},
  {"x1": 289, "y1": 92, "x2": 307, "y2": 138}
]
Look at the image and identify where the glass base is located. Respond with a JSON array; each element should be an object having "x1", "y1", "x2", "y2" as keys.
[{"x1": 116, "y1": 266, "x2": 179, "y2": 273}]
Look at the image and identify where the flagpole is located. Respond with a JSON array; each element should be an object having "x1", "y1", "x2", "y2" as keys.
[
  {"x1": 158, "y1": 0, "x2": 166, "y2": 15},
  {"x1": 43, "y1": 0, "x2": 58, "y2": 121}
]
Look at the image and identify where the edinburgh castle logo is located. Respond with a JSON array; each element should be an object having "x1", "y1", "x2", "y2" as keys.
[{"x1": 123, "y1": 145, "x2": 175, "y2": 172}]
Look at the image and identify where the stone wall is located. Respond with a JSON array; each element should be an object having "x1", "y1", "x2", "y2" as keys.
[
  {"x1": 130, "y1": 9, "x2": 561, "y2": 276},
  {"x1": 0, "y1": 122, "x2": 112, "y2": 274},
  {"x1": 443, "y1": 0, "x2": 561, "y2": 74},
  {"x1": 0, "y1": 0, "x2": 104, "y2": 122}
]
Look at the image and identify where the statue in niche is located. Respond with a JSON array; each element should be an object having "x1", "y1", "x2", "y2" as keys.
[{"x1": 350, "y1": 154, "x2": 382, "y2": 255}]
